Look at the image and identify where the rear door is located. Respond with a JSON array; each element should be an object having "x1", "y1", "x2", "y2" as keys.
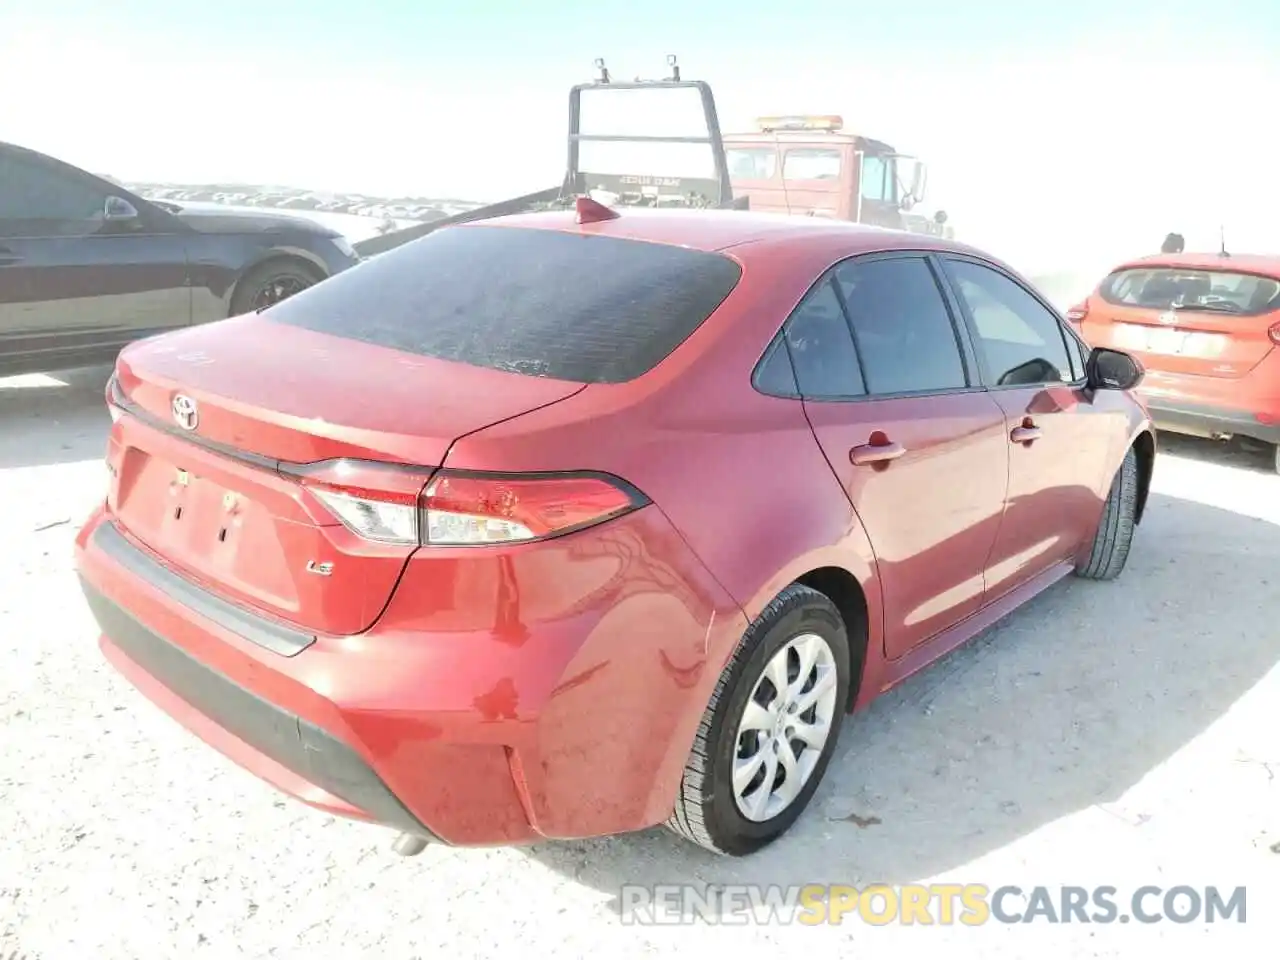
[
  {"x1": 0, "y1": 146, "x2": 191, "y2": 372},
  {"x1": 939, "y1": 255, "x2": 1117, "y2": 599},
  {"x1": 789, "y1": 252, "x2": 1010, "y2": 659},
  {"x1": 1081, "y1": 266, "x2": 1280, "y2": 380}
]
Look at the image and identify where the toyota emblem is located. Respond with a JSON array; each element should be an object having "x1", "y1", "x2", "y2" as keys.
[
  {"x1": 171, "y1": 394, "x2": 199, "y2": 431},
  {"x1": 1157, "y1": 310, "x2": 1178, "y2": 325}
]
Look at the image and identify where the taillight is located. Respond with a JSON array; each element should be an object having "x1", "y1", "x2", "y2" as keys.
[
  {"x1": 106, "y1": 374, "x2": 124, "y2": 423},
  {"x1": 422, "y1": 472, "x2": 642, "y2": 544},
  {"x1": 1268, "y1": 320, "x2": 1280, "y2": 346},
  {"x1": 293, "y1": 460, "x2": 647, "y2": 546},
  {"x1": 1065, "y1": 301, "x2": 1089, "y2": 324}
]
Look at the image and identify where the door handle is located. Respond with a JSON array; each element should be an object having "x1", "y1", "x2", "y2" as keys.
[
  {"x1": 1010, "y1": 418, "x2": 1042, "y2": 445},
  {"x1": 0, "y1": 248, "x2": 20, "y2": 266},
  {"x1": 850, "y1": 433, "x2": 907, "y2": 466}
]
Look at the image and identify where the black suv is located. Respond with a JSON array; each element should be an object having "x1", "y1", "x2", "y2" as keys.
[{"x1": 1, "y1": 141, "x2": 361, "y2": 377}]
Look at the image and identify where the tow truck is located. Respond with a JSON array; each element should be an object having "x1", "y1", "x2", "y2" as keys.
[{"x1": 354, "y1": 56, "x2": 950, "y2": 258}]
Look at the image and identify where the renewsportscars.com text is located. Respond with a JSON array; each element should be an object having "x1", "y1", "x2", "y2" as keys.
[{"x1": 617, "y1": 883, "x2": 1247, "y2": 925}]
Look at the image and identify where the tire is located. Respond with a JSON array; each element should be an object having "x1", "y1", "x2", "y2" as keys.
[
  {"x1": 1273, "y1": 443, "x2": 1280, "y2": 475},
  {"x1": 230, "y1": 259, "x2": 323, "y2": 316},
  {"x1": 666, "y1": 584, "x2": 851, "y2": 856},
  {"x1": 1075, "y1": 446, "x2": 1139, "y2": 581}
]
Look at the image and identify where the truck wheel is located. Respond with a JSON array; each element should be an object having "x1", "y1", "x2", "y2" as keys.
[
  {"x1": 666, "y1": 584, "x2": 850, "y2": 856},
  {"x1": 1075, "y1": 447, "x2": 1139, "y2": 581}
]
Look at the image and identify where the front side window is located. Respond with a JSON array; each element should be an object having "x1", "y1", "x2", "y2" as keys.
[
  {"x1": 859, "y1": 154, "x2": 890, "y2": 201},
  {"x1": 945, "y1": 258, "x2": 1075, "y2": 387},
  {"x1": 0, "y1": 152, "x2": 108, "y2": 226},
  {"x1": 834, "y1": 256, "x2": 968, "y2": 395}
]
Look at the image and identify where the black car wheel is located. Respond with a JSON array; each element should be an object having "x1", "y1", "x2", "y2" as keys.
[
  {"x1": 230, "y1": 260, "x2": 323, "y2": 316},
  {"x1": 1075, "y1": 447, "x2": 1139, "y2": 581}
]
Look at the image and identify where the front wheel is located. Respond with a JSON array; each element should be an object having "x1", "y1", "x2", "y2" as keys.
[
  {"x1": 1075, "y1": 447, "x2": 1139, "y2": 581},
  {"x1": 666, "y1": 584, "x2": 850, "y2": 856}
]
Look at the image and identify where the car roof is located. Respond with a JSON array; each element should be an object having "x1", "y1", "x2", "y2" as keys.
[
  {"x1": 1111, "y1": 252, "x2": 1280, "y2": 278},
  {"x1": 464, "y1": 207, "x2": 972, "y2": 258}
]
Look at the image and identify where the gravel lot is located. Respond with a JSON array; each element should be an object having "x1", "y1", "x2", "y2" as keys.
[{"x1": 2, "y1": 365, "x2": 1277, "y2": 959}]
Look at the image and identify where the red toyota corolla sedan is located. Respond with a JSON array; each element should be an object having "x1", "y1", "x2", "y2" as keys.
[{"x1": 75, "y1": 204, "x2": 1155, "y2": 857}]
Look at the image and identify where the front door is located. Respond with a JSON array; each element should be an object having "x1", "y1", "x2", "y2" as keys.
[
  {"x1": 783, "y1": 252, "x2": 1010, "y2": 658},
  {"x1": 853, "y1": 152, "x2": 904, "y2": 229},
  {"x1": 939, "y1": 255, "x2": 1117, "y2": 600}
]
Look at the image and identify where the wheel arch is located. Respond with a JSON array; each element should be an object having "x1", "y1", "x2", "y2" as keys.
[
  {"x1": 793, "y1": 566, "x2": 871, "y2": 713},
  {"x1": 1130, "y1": 428, "x2": 1156, "y2": 524}
]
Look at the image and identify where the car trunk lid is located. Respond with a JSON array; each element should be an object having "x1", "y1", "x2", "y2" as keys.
[{"x1": 107, "y1": 317, "x2": 584, "y2": 638}]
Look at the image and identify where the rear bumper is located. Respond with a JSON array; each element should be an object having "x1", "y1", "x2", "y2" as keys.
[
  {"x1": 1141, "y1": 397, "x2": 1280, "y2": 446},
  {"x1": 80, "y1": 577, "x2": 435, "y2": 839},
  {"x1": 75, "y1": 506, "x2": 747, "y2": 846}
]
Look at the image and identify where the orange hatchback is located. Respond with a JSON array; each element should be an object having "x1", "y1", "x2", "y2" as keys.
[{"x1": 1069, "y1": 253, "x2": 1280, "y2": 472}]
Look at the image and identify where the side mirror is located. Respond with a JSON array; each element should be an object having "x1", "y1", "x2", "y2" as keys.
[
  {"x1": 730, "y1": 194, "x2": 750, "y2": 211},
  {"x1": 104, "y1": 195, "x2": 140, "y2": 222},
  {"x1": 910, "y1": 162, "x2": 928, "y2": 203},
  {"x1": 1087, "y1": 347, "x2": 1144, "y2": 391}
]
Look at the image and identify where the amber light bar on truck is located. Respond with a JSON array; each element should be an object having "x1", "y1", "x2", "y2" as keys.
[
  {"x1": 755, "y1": 115, "x2": 844, "y2": 132},
  {"x1": 289, "y1": 459, "x2": 650, "y2": 547}
]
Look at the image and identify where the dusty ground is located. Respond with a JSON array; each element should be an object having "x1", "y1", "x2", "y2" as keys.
[{"x1": 2, "y1": 365, "x2": 1277, "y2": 959}]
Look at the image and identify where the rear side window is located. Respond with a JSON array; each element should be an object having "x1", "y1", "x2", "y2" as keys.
[
  {"x1": 262, "y1": 225, "x2": 743, "y2": 384},
  {"x1": 834, "y1": 257, "x2": 968, "y2": 395},
  {"x1": 780, "y1": 280, "x2": 866, "y2": 398},
  {"x1": 1100, "y1": 267, "x2": 1280, "y2": 316}
]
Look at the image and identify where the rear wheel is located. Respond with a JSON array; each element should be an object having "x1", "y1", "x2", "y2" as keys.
[
  {"x1": 230, "y1": 259, "x2": 323, "y2": 316},
  {"x1": 666, "y1": 585, "x2": 850, "y2": 856},
  {"x1": 1075, "y1": 447, "x2": 1139, "y2": 581}
]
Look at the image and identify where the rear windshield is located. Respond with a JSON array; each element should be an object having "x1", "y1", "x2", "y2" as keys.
[
  {"x1": 1099, "y1": 267, "x2": 1280, "y2": 316},
  {"x1": 263, "y1": 224, "x2": 743, "y2": 383}
]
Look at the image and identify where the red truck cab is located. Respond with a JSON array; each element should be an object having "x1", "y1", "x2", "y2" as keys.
[{"x1": 722, "y1": 115, "x2": 947, "y2": 235}]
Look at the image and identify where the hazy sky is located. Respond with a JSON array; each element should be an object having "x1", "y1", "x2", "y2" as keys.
[{"x1": 3, "y1": 0, "x2": 1278, "y2": 271}]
